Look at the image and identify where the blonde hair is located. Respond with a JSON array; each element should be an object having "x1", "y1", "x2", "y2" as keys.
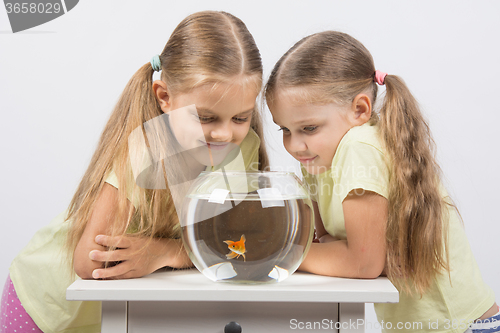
[
  {"x1": 66, "y1": 11, "x2": 269, "y2": 267},
  {"x1": 265, "y1": 31, "x2": 449, "y2": 295}
]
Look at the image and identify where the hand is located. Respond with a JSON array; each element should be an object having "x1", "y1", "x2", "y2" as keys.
[
  {"x1": 89, "y1": 235, "x2": 191, "y2": 279},
  {"x1": 312, "y1": 229, "x2": 339, "y2": 243},
  {"x1": 318, "y1": 234, "x2": 339, "y2": 243}
]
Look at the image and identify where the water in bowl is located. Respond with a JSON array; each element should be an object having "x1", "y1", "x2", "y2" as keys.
[{"x1": 182, "y1": 190, "x2": 313, "y2": 284}]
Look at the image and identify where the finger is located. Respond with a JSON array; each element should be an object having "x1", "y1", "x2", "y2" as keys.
[
  {"x1": 92, "y1": 261, "x2": 133, "y2": 280},
  {"x1": 89, "y1": 249, "x2": 127, "y2": 263},
  {"x1": 95, "y1": 235, "x2": 131, "y2": 249}
]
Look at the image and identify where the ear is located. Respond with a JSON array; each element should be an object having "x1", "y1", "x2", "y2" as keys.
[
  {"x1": 349, "y1": 93, "x2": 372, "y2": 125},
  {"x1": 152, "y1": 80, "x2": 172, "y2": 113}
]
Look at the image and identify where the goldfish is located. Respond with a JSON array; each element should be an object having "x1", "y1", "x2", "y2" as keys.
[{"x1": 224, "y1": 234, "x2": 246, "y2": 261}]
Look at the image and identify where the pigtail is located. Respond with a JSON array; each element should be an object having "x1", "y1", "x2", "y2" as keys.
[
  {"x1": 110, "y1": 63, "x2": 182, "y2": 239},
  {"x1": 65, "y1": 62, "x2": 177, "y2": 269},
  {"x1": 379, "y1": 75, "x2": 449, "y2": 295}
]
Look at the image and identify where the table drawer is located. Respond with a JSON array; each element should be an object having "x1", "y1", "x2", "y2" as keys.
[{"x1": 128, "y1": 301, "x2": 339, "y2": 332}]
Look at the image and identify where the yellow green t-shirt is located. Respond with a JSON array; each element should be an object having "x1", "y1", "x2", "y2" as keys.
[
  {"x1": 9, "y1": 129, "x2": 261, "y2": 333},
  {"x1": 302, "y1": 123, "x2": 495, "y2": 333}
]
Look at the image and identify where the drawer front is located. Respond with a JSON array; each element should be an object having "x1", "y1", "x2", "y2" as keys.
[{"x1": 128, "y1": 301, "x2": 339, "y2": 332}]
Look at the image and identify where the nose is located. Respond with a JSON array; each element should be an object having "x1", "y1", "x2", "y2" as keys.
[
  {"x1": 210, "y1": 121, "x2": 232, "y2": 142},
  {"x1": 285, "y1": 133, "x2": 307, "y2": 153}
]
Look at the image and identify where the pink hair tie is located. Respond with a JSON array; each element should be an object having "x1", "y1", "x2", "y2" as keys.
[{"x1": 374, "y1": 70, "x2": 388, "y2": 85}]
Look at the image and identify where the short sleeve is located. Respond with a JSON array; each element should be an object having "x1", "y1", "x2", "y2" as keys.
[
  {"x1": 333, "y1": 140, "x2": 390, "y2": 202},
  {"x1": 105, "y1": 170, "x2": 119, "y2": 189},
  {"x1": 105, "y1": 170, "x2": 140, "y2": 209}
]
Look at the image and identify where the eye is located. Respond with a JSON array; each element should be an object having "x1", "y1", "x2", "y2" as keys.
[
  {"x1": 278, "y1": 126, "x2": 290, "y2": 134},
  {"x1": 197, "y1": 115, "x2": 215, "y2": 123},
  {"x1": 303, "y1": 126, "x2": 318, "y2": 133},
  {"x1": 232, "y1": 116, "x2": 249, "y2": 124}
]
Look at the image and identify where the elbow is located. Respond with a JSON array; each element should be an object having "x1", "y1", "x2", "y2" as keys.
[
  {"x1": 355, "y1": 261, "x2": 385, "y2": 279},
  {"x1": 74, "y1": 260, "x2": 94, "y2": 280},
  {"x1": 358, "y1": 269, "x2": 382, "y2": 279},
  {"x1": 352, "y1": 247, "x2": 386, "y2": 279},
  {"x1": 73, "y1": 245, "x2": 100, "y2": 279}
]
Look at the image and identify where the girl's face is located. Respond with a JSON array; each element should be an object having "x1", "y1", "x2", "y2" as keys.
[
  {"x1": 269, "y1": 91, "x2": 354, "y2": 175},
  {"x1": 165, "y1": 80, "x2": 258, "y2": 168}
]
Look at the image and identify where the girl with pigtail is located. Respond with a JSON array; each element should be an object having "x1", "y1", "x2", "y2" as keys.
[
  {"x1": 265, "y1": 31, "x2": 498, "y2": 332},
  {"x1": 1, "y1": 11, "x2": 268, "y2": 332}
]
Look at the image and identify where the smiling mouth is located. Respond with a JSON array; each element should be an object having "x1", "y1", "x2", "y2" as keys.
[
  {"x1": 202, "y1": 141, "x2": 230, "y2": 151},
  {"x1": 298, "y1": 156, "x2": 317, "y2": 164}
]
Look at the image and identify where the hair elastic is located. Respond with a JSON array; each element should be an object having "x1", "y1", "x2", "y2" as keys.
[
  {"x1": 374, "y1": 70, "x2": 387, "y2": 85},
  {"x1": 150, "y1": 54, "x2": 162, "y2": 72}
]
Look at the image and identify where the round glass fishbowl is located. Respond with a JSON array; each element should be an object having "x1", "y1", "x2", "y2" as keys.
[{"x1": 180, "y1": 171, "x2": 314, "y2": 284}]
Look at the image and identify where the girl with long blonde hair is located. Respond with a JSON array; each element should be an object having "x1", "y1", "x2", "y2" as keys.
[
  {"x1": 265, "y1": 31, "x2": 498, "y2": 332},
  {"x1": 2, "y1": 11, "x2": 268, "y2": 332}
]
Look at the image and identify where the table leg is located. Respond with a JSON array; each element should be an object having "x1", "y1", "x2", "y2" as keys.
[
  {"x1": 339, "y1": 303, "x2": 365, "y2": 333},
  {"x1": 101, "y1": 301, "x2": 128, "y2": 333}
]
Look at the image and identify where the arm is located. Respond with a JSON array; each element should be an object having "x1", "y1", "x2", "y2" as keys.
[
  {"x1": 73, "y1": 183, "x2": 119, "y2": 279},
  {"x1": 73, "y1": 183, "x2": 192, "y2": 280},
  {"x1": 299, "y1": 190, "x2": 387, "y2": 279}
]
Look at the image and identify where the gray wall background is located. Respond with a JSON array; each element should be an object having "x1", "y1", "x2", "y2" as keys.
[{"x1": 1, "y1": 1, "x2": 499, "y2": 330}]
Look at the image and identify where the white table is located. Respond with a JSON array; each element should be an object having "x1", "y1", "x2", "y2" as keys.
[{"x1": 67, "y1": 268, "x2": 398, "y2": 332}]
